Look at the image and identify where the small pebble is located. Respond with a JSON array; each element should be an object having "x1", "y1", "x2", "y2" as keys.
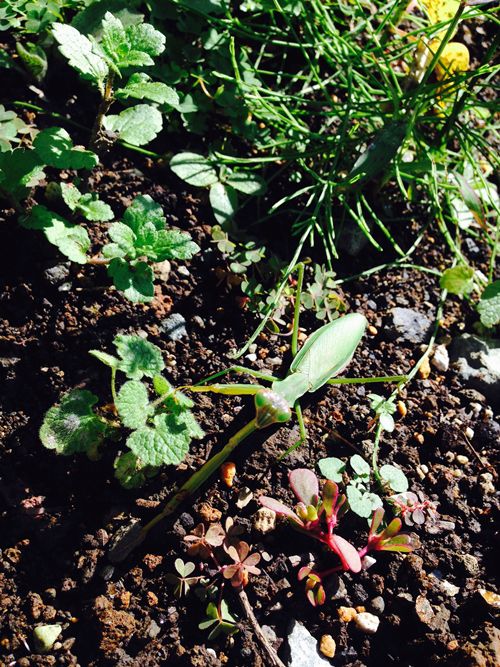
[
  {"x1": 420, "y1": 464, "x2": 429, "y2": 474},
  {"x1": 370, "y1": 596, "x2": 385, "y2": 613},
  {"x1": 440, "y1": 580, "x2": 460, "y2": 597},
  {"x1": 354, "y1": 612, "x2": 380, "y2": 634},
  {"x1": 33, "y1": 624, "x2": 62, "y2": 653},
  {"x1": 431, "y1": 344, "x2": 449, "y2": 373},
  {"x1": 319, "y1": 634, "x2": 336, "y2": 658},
  {"x1": 456, "y1": 455, "x2": 469, "y2": 465},
  {"x1": 236, "y1": 487, "x2": 253, "y2": 509},
  {"x1": 414, "y1": 433, "x2": 425, "y2": 445},
  {"x1": 160, "y1": 313, "x2": 187, "y2": 341},
  {"x1": 465, "y1": 426, "x2": 475, "y2": 440},
  {"x1": 338, "y1": 606, "x2": 358, "y2": 623},
  {"x1": 397, "y1": 400, "x2": 407, "y2": 417},
  {"x1": 479, "y1": 472, "x2": 495, "y2": 494},
  {"x1": 178, "y1": 265, "x2": 190, "y2": 277},
  {"x1": 367, "y1": 325, "x2": 378, "y2": 336},
  {"x1": 361, "y1": 555, "x2": 377, "y2": 570},
  {"x1": 253, "y1": 507, "x2": 276, "y2": 533},
  {"x1": 245, "y1": 353, "x2": 257, "y2": 362},
  {"x1": 418, "y1": 357, "x2": 431, "y2": 379}
]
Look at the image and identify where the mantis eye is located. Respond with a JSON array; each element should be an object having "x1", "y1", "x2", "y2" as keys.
[{"x1": 254, "y1": 390, "x2": 292, "y2": 429}]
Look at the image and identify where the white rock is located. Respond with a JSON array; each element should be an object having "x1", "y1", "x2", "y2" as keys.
[
  {"x1": 354, "y1": 612, "x2": 380, "y2": 634},
  {"x1": 440, "y1": 580, "x2": 460, "y2": 597},
  {"x1": 287, "y1": 620, "x2": 331, "y2": 667},
  {"x1": 431, "y1": 344, "x2": 449, "y2": 372},
  {"x1": 465, "y1": 426, "x2": 475, "y2": 440},
  {"x1": 456, "y1": 455, "x2": 469, "y2": 465},
  {"x1": 245, "y1": 353, "x2": 257, "y2": 362},
  {"x1": 253, "y1": 507, "x2": 276, "y2": 533},
  {"x1": 361, "y1": 555, "x2": 377, "y2": 570},
  {"x1": 236, "y1": 486, "x2": 253, "y2": 509}
]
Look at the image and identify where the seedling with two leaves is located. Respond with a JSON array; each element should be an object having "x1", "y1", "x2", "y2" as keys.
[
  {"x1": 109, "y1": 264, "x2": 408, "y2": 561},
  {"x1": 52, "y1": 12, "x2": 178, "y2": 150},
  {"x1": 40, "y1": 334, "x2": 204, "y2": 488}
]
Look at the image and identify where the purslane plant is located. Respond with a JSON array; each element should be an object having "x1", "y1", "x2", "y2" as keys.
[
  {"x1": 52, "y1": 12, "x2": 178, "y2": 150},
  {"x1": 40, "y1": 335, "x2": 204, "y2": 488},
  {"x1": 260, "y1": 469, "x2": 415, "y2": 606}
]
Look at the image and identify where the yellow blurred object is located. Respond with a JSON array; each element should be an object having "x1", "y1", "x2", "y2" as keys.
[
  {"x1": 420, "y1": 0, "x2": 461, "y2": 26},
  {"x1": 436, "y1": 42, "x2": 470, "y2": 80}
]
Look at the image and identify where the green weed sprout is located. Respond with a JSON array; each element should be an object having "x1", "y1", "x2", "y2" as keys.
[
  {"x1": 52, "y1": 12, "x2": 178, "y2": 151},
  {"x1": 40, "y1": 335, "x2": 204, "y2": 488}
]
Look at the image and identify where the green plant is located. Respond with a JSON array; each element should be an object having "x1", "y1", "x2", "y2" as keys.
[
  {"x1": 0, "y1": 105, "x2": 37, "y2": 151},
  {"x1": 22, "y1": 192, "x2": 200, "y2": 302},
  {"x1": 52, "y1": 11, "x2": 178, "y2": 150},
  {"x1": 166, "y1": 558, "x2": 205, "y2": 598},
  {"x1": 170, "y1": 152, "x2": 266, "y2": 226},
  {"x1": 40, "y1": 335, "x2": 204, "y2": 488},
  {"x1": 318, "y1": 454, "x2": 409, "y2": 519},
  {"x1": 199, "y1": 601, "x2": 238, "y2": 640},
  {"x1": 259, "y1": 469, "x2": 414, "y2": 605}
]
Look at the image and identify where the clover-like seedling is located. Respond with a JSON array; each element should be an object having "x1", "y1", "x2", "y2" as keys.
[
  {"x1": 166, "y1": 558, "x2": 204, "y2": 599},
  {"x1": 40, "y1": 335, "x2": 204, "y2": 488},
  {"x1": 52, "y1": 12, "x2": 178, "y2": 150},
  {"x1": 199, "y1": 601, "x2": 238, "y2": 641},
  {"x1": 223, "y1": 541, "x2": 261, "y2": 589}
]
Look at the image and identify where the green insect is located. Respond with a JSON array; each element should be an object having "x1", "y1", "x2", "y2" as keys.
[{"x1": 109, "y1": 265, "x2": 406, "y2": 561}]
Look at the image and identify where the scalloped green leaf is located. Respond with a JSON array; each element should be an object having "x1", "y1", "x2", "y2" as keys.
[
  {"x1": 40, "y1": 390, "x2": 106, "y2": 455},
  {"x1": 61, "y1": 183, "x2": 113, "y2": 221},
  {"x1": 103, "y1": 104, "x2": 162, "y2": 146},
  {"x1": 126, "y1": 413, "x2": 191, "y2": 467},
  {"x1": 52, "y1": 23, "x2": 108, "y2": 89},
  {"x1": 115, "y1": 380, "x2": 150, "y2": 429},
  {"x1": 317, "y1": 457, "x2": 345, "y2": 483},
  {"x1": 113, "y1": 334, "x2": 165, "y2": 380},
  {"x1": 115, "y1": 73, "x2": 179, "y2": 106},
  {"x1": 22, "y1": 205, "x2": 90, "y2": 264},
  {"x1": 477, "y1": 280, "x2": 500, "y2": 327},
  {"x1": 380, "y1": 464, "x2": 409, "y2": 493},
  {"x1": 107, "y1": 258, "x2": 155, "y2": 302},
  {"x1": 440, "y1": 264, "x2": 475, "y2": 296},
  {"x1": 34, "y1": 127, "x2": 98, "y2": 170},
  {"x1": 170, "y1": 152, "x2": 219, "y2": 187}
]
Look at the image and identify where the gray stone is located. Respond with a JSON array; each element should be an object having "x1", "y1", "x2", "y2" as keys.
[
  {"x1": 287, "y1": 620, "x2": 331, "y2": 667},
  {"x1": 389, "y1": 308, "x2": 433, "y2": 344},
  {"x1": 370, "y1": 596, "x2": 385, "y2": 613},
  {"x1": 160, "y1": 313, "x2": 187, "y2": 341},
  {"x1": 450, "y1": 335, "x2": 500, "y2": 408},
  {"x1": 44, "y1": 263, "x2": 70, "y2": 285},
  {"x1": 337, "y1": 222, "x2": 371, "y2": 257}
]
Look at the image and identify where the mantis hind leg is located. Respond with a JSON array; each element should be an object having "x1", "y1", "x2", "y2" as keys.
[
  {"x1": 328, "y1": 374, "x2": 408, "y2": 386},
  {"x1": 278, "y1": 401, "x2": 308, "y2": 461},
  {"x1": 194, "y1": 365, "x2": 278, "y2": 386}
]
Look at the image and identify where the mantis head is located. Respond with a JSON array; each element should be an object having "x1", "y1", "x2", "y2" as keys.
[{"x1": 254, "y1": 389, "x2": 292, "y2": 429}]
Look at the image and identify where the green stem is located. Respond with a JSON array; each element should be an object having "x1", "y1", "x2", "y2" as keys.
[
  {"x1": 372, "y1": 421, "x2": 384, "y2": 484},
  {"x1": 111, "y1": 368, "x2": 118, "y2": 405},
  {"x1": 90, "y1": 73, "x2": 115, "y2": 153}
]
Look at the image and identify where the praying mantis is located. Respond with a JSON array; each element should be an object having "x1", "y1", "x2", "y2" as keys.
[{"x1": 109, "y1": 264, "x2": 406, "y2": 562}]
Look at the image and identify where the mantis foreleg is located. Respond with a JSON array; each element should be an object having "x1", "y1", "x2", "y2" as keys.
[{"x1": 194, "y1": 365, "x2": 278, "y2": 386}]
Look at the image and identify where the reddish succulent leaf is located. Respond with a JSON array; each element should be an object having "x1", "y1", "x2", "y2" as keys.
[
  {"x1": 369, "y1": 507, "x2": 385, "y2": 535},
  {"x1": 289, "y1": 469, "x2": 319, "y2": 506},
  {"x1": 259, "y1": 496, "x2": 301, "y2": 522},
  {"x1": 330, "y1": 534, "x2": 362, "y2": 572},
  {"x1": 321, "y1": 480, "x2": 339, "y2": 519},
  {"x1": 383, "y1": 517, "x2": 402, "y2": 538}
]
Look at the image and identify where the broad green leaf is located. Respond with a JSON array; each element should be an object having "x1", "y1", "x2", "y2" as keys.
[
  {"x1": 103, "y1": 222, "x2": 136, "y2": 258},
  {"x1": 16, "y1": 41, "x2": 47, "y2": 82},
  {"x1": 454, "y1": 172, "x2": 485, "y2": 226},
  {"x1": 107, "y1": 258, "x2": 155, "y2": 302},
  {"x1": 153, "y1": 229, "x2": 200, "y2": 261},
  {"x1": 103, "y1": 104, "x2": 162, "y2": 146},
  {"x1": 126, "y1": 412, "x2": 191, "y2": 467},
  {"x1": 209, "y1": 182, "x2": 238, "y2": 225},
  {"x1": 89, "y1": 350, "x2": 119, "y2": 369},
  {"x1": 440, "y1": 264, "x2": 475, "y2": 295},
  {"x1": 34, "y1": 127, "x2": 98, "y2": 170},
  {"x1": 170, "y1": 152, "x2": 219, "y2": 187},
  {"x1": 113, "y1": 334, "x2": 165, "y2": 380},
  {"x1": 0, "y1": 148, "x2": 45, "y2": 197},
  {"x1": 123, "y1": 194, "x2": 166, "y2": 232},
  {"x1": 317, "y1": 457, "x2": 345, "y2": 483},
  {"x1": 225, "y1": 172, "x2": 266, "y2": 195},
  {"x1": 114, "y1": 451, "x2": 157, "y2": 489},
  {"x1": 126, "y1": 21, "x2": 166, "y2": 56},
  {"x1": 380, "y1": 464, "x2": 409, "y2": 493},
  {"x1": 346, "y1": 486, "x2": 382, "y2": 518},
  {"x1": 61, "y1": 183, "x2": 113, "y2": 221},
  {"x1": 153, "y1": 375, "x2": 172, "y2": 396},
  {"x1": 22, "y1": 205, "x2": 90, "y2": 264},
  {"x1": 0, "y1": 105, "x2": 31, "y2": 151},
  {"x1": 379, "y1": 413, "x2": 395, "y2": 432},
  {"x1": 350, "y1": 454, "x2": 370, "y2": 477},
  {"x1": 115, "y1": 73, "x2": 179, "y2": 106},
  {"x1": 52, "y1": 23, "x2": 108, "y2": 89},
  {"x1": 40, "y1": 389, "x2": 106, "y2": 455},
  {"x1": 477, "y1": 280, "x2": 500, "y2": 327},
  {"x1": 115, "y1": 380, "x2": 150, "y2": 429}
]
